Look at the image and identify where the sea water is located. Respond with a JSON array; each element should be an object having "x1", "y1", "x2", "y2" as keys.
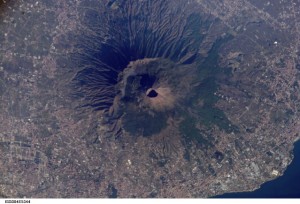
[{"x1": 214, "y1": 140, "x2": 300, "y2": 198}]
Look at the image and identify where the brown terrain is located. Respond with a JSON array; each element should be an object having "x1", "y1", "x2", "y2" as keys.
[{"x1": 0, "y1": 0, "x2": 300, "y2": 198}]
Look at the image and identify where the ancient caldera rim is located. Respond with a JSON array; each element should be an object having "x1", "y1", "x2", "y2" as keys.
[{"x1": 106, "y1": 57, "x2": 184, "y2": 137}]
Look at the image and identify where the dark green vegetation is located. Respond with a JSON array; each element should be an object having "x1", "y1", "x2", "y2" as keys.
[
  {"x1": 179, "y1": 116, "x2": 211, "y2": 147},
  {"x1": 73, "y1": 0, "x2": 238, "y2": 154},
  {"x1": 172, "y1": 13, "x2": 207, "y2": 64},
  {"x1": 179, "y1": 36, "x2": 239, "y2": 149},
  {"x1": 123, "y1": 110, "x2": 168, "y2": 137},
  {"x1": 72, "y1": 0, "x2": 210, "y2": 112}
]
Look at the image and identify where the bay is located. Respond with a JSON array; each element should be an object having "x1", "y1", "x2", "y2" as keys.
[{"x1": 214, "y1": 140, "x2": 300, "y2": 198}]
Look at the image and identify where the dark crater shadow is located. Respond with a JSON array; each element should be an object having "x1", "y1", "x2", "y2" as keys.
[{"x1": 147, "y1": 89, "x2": 158, "y2": 98}]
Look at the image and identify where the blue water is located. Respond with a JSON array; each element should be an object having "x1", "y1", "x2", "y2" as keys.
[{"x1": 214, "y1": 140, "x2": 300, "y2": 198}]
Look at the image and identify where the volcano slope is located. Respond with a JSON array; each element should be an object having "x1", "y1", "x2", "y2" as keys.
[{"x1": 1, "y1": 0, "x2": 300, "y2": 198}]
